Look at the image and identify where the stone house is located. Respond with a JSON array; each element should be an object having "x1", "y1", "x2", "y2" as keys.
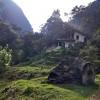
[{"x1": 56, "y1": 30, "x2": 86, "y2": 49}]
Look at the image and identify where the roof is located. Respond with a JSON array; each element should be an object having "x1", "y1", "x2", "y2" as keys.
[
  {"x1": 57, "y1": 38, "x2": 75, "y2": 42},
  {"x1": 64, "y1": 22, "x2": 86, "y2": 36}
]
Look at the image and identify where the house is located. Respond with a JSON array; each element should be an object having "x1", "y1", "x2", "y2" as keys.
[{"x1": 56, "y1": 30, "x2": 86, "y2": 49}]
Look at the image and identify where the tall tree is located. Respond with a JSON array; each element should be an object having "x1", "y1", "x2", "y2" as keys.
[
  {"x1": 70, "y1": 0, "x2": 100, "y2": 35},
  {"x1": 41, "y1": 10, "x2": 65, "y2": 46}
]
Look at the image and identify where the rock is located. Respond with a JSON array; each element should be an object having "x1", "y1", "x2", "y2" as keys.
[{"x1": 48, "y1": 57, "x2": 95, "y2": 85}]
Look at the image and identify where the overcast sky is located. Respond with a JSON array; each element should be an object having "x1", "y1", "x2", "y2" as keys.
[{"x1": 12, "y1": 0, "x2": 94, "y2": 32}]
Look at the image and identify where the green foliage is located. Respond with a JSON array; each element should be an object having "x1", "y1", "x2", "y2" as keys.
[
  {"x1": 94, "y1": 60, "x2": 100, "y2": 66},
  {"x1": 22, "y1": 33, "x2": 45, "y2": 59},
  {"x1": 4, "y1": 66, "x2": 51, "y2": 80},
  {"x1": 0, "y1": 65, "x2": 99, "y2": 100},
  {"x1": 41, "y1": 10, "x2": 65, "y2": 47},
  {"x1": 0, "y1": 20, "x2": 46, "y2": 64},
  {"x1": 91, "y1": 29, "x2": 100, "y2": 60},
  {"x1": 71, "y1": 0, "x2": 100, "y2": 33},
  {"x1": 80, "y1": 45, "x2": 98, "y2": 62},
  {"x1": 23, "y1": 86, "x2": 33, "y2": 96},
  {"x1": 91, "y1": 29, "x2": 100, "y2": 47},
  {"x1": 80, "y1": 28, "x2": 100, "y2": 63},
  {"x1": 0, "y1": 46, "x2": 12, "y2": 71},
  {"x1": 0, "y1": 21, "x2": 18, "y2": 47}
]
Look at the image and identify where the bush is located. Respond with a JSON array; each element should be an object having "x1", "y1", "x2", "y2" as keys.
[
  {"x1": 23, "y1": 87, "x2": 33, "y2": 96},
  {"x1": 0, "y1": 46, "x2": 12, "y2": 72},
  {"x1": 80, "y1": 45, "x2": 98, "y2": 62}
]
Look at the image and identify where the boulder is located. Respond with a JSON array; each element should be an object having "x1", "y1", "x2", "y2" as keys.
[{"x1": 48, "y1": 57, "x2": 95, "y2": 85}]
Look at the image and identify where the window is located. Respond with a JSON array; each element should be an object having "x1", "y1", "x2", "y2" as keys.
[
  {"x1": 58, "y1": 41, "x2": 65, "y2": 47},
  {"x1": 58, "y1": 41, "x2": 62, "y2": 46},
  {"x1": 76, "y1": 35, "x2": 79, "y2": 40}
]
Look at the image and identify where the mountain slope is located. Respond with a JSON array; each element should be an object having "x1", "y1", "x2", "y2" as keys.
[{"x1": 0, "y1": 0, "x2": 33, "y2": 33}]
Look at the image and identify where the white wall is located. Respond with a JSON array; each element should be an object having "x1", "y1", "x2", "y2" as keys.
[
  {"x1": 74, "y1": 32, "x2": 85, "y2": 43},
  {"x1": 65, "y1": 42, "x2": 69, "y2": 48}
]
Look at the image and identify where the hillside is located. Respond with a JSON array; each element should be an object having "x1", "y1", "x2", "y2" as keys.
[
  {"x1": 0, "y1": 64, "x2": 99, "y2": 100},
  {"x1": 0, "y1": 50, "x2": 99, "y2": 100},
  {"x1": 0, "y1": 0, "x2": 33, "y2": 33}
]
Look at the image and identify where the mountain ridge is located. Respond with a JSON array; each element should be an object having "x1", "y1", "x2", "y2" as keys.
[{"x1": 0, "y1": 0, "x2": 33, "y2": 33}]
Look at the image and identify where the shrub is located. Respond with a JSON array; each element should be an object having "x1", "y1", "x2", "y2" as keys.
[
  {"x1": 23, "y1": 87, "x2": 33, "y2": 96},
  {"x1": 80, "y1": 45, "x2": 98, "y2": 62},
  {"x1": 0, "y1": 46, "x2": 12, "y2": 72}
]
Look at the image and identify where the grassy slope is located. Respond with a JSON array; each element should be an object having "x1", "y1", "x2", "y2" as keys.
[{"x1": 0, "y1": 66, "x2": 99, "y2": 100}]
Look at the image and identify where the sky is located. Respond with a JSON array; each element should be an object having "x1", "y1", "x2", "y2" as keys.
[{"x1": 12, "y1": 0, "x2": 94, "y2": 32}]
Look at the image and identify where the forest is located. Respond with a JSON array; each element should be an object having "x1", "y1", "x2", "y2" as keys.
[{"x1": 0, "y1": 0, "x2": 100, "y2": 100}]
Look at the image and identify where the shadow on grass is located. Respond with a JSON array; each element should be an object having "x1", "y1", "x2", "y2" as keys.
[{"x1": 52, "y1": 83, "x2": 99, "y2": 98}]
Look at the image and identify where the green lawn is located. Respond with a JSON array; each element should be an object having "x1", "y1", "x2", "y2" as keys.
[{"x1": 0, "y1": 66, "x2": 99, "y2": 100}]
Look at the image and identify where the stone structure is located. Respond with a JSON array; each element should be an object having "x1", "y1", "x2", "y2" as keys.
[
  {"x1": 56, "y1": 31, "x2": 85, "y2": 49},
  {"x1": 48, "y1": 58, "x2": 95, "y2": 85}
]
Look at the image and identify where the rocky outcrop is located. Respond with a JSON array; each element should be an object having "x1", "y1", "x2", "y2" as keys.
[
  {"x1": 48, "y1": 58, "x2": 95, "y2": 85},
  {"x1": 0, "y1": 0, "x2": 33, "y2": 33}
]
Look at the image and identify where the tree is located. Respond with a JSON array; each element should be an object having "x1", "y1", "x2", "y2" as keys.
[
  {"x1": 41, "y1": 10, "x2": 65, "y2": 47},
  {"x1": 91, "y1": 29, "x2": 100, "y2": 59},
  {"x1": 0, "y1": 21, "x2": 25, "y2": 64},
  {"x1": 21, "y1": 32, "x2": 46, "y2": 62},
  {"x1": 79, "y1": 28, "x2": 100, "y2": 62},
  {"x1": 0, "y1": 22, "x2": 18, "y2": 47},
  {"x1": 80, "y1": 45, "x2": 98, "y2": 62},
  {"x1": 70, "y1": 0, "x2": 100, "y2": 34}
]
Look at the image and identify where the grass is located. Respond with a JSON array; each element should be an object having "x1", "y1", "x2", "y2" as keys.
[
  {"x1": 0, "y1": 66, "x2": 100, "y2": 100},
  {"x1": 3, "y1": 66, "x2": 52, "y2": 80}
]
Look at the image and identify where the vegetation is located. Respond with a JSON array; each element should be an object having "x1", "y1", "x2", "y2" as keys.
[
  {"x1": 71, "y1": 0, "x2": 100, "y2": 34},
  {"x1": 0, "y1": 66, "x2": 99, "y2": 100},
  {"x1": 0, "y1": 46, "x2": 11, "y2": 72},
  {"x1": 0, "y1": 0, "x2": 100, "y2": 99}
]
